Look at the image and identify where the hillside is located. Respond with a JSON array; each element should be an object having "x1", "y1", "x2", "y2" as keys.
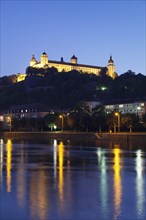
[{"x1": 0, "y1": 69, "x2": 146, "y2": 111}]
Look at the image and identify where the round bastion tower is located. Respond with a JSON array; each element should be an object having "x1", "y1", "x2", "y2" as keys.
[
  {"x1": 41, "y1": 52, "x2": 48, "y2": 66},
  {"x1": 107, "y1": 55, "x2": 116, "y2": 79}
]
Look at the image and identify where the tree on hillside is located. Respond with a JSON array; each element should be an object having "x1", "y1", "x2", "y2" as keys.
[{"x1": 0, "y1": 75, "x2": 17, "y2": 86}]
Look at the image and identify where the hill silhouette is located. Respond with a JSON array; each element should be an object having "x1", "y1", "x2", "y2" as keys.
[{"x1": 0, "y1": 69, "x2": 146, "y2": 111}]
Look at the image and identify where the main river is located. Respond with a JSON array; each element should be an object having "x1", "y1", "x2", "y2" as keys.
[{"x1": 0, "y1": 137, "x2": 146, "y2": 220}]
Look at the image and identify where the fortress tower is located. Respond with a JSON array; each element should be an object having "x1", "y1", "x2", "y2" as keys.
[
  {"x1": 70, "y1": 55, "x2": 78, "y2": 64},
  {"x1": 107, "y1": 55, "x2": 116, "y2": 79},
  {"x1": 40, "y1": 52, "x2": 48, "y2": 66},
  {"x1": 30, "y1": 54, "x2": 37, "y2": 67}
]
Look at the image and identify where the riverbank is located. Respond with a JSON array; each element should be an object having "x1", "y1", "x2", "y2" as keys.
[{"x1": 0, "y1": 131, "x2": 146, "y2": 142}]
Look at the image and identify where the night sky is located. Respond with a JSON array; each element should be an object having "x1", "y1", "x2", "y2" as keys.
[{"x1": 1, "y1": 0, "x2": 145, "y2": 77}]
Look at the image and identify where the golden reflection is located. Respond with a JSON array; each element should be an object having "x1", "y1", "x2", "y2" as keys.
[
  {"x1": 58, "y1": 141, "x2": 64, "y2": 202},
  {"x1": 136, "y1": 150, "x2": 144, "y2": 216},
  {"x1": 30, "y1": 169, "x2": 48, "y2": 220},
  {"x1": 113, "y1": 147, "x2": 122, "y2": 219},
  {"x1": 0, "y1": 139, "x2": 4, "y2": 187},
  {"x1": 6, "y1": 139, "x2": 12, "y2": 192}
]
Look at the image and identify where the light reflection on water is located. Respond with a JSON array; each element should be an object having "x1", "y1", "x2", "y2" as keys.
[
  {"x1": 6, "y1": 139, "x2": 12, "y2": 193},
  {"x1": 0, "y1": 139, "x2": 4, "y2": 190},
  {"x1": 97, "y1": 148, "x2": 108, "y2": 219},
  {"x1": 0, "y1": 138, "x2": 146, "y2": 220},
  {"x1": 29, "y1": 167, "x2": 49, "y2": 220},
  {"x1": 58, "y1": 141, "x2": 64, "y2": 203},
  {"x1": 136, "y1": 150, "x2": 145, "y2": 218},
  {"x1": 113, "y1": 148, "x2": 122, "y2": 220}
]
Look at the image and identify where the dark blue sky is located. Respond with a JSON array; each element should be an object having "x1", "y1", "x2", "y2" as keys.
[{"x1": 1, "y1": 0, "x2": 145, "y2": 76}]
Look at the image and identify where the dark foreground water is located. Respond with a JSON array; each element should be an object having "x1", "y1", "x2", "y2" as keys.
[{"x1": 0, "y1": 138, "x2": 146, "y2": 220}]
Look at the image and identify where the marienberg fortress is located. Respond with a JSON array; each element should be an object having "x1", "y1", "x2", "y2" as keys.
[{"x1": 17, "y1": 52, "x2": 117, "y2": 82}]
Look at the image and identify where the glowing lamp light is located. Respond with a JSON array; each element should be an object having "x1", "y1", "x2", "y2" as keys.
[
  {"x1": 115, "y1": 112, "x2": 120, "y2": 132},
  {"x1": 59, "y1": 115, "x2": 64, "y2": 131}
]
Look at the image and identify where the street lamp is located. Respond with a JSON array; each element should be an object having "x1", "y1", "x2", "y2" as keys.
[
  {"x1": 115, "y1": 112, "x2": 120, "y2": 132},
  {"x1": 59, "y1": 115, "x2": 64, "y2": 131}
]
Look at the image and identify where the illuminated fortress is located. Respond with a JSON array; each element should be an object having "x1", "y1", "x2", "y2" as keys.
[
  {"x1": 17, "y1": 52, "x2": 117, "y2": 82},
  {"x1": 30, "y1": 52, "x2": 116, "y2": 79}
]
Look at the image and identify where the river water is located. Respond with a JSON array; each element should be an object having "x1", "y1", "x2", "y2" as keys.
[{"x1": 0, "y1": 138, "x2": 146, "y2": 220}]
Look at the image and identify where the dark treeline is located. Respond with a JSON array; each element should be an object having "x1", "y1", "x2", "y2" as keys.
[{"x1": 0, "y1": 68, "x2": 146, "y2": 111}]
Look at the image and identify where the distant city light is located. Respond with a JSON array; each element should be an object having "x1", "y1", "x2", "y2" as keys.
[{"x1": 101, "y1": 87, "x2": 107, "y2": 91}]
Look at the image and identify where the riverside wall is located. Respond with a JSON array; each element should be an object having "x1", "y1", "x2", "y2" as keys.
[{"x1": 0, "y1": 131, "x2": 146, "y2": 142}]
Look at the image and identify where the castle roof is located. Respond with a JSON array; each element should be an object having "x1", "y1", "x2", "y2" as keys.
[
  {"x1": 71, "y1": 55, "x2": 77, "y2": 59},
  {"x1": 42, "y1": 52, "x2": 47, "y2": 55},
  {"x1": 49, "y1": 60, "x2": 103, "y2": 69},
  {"x1": 31, "y1": 54, "x2": 37, "y2": 61}
]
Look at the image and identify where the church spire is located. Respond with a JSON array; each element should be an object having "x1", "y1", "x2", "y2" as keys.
[{"x1": 108, "y1": 54, "x2": 114, "y2": 63}]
